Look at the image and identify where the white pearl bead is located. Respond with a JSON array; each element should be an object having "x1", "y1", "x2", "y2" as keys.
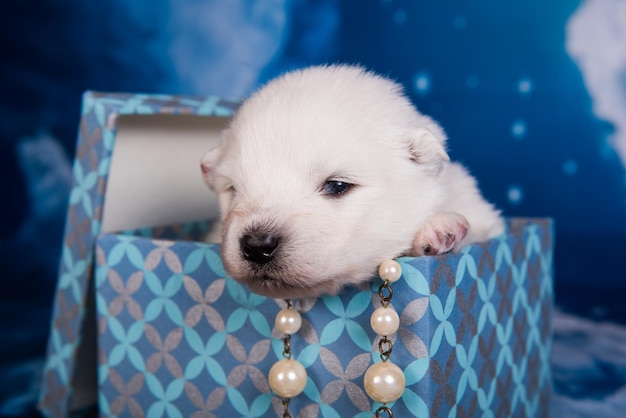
[
  {"x1": 363, "y1": 361, "x2": 406, "y2": 404},
  {"x1": 370, "y1": 306, "x2": 400, "y2": 336},
  {"x1": 275, "y1": 308, "x2": 302, "y2": 335},
  {"x1": 379, "y1": 260, "x2": 402, "y2": 283},
  {"x1": 268, "y1": 359, "x2": 307, "y2": 398}
]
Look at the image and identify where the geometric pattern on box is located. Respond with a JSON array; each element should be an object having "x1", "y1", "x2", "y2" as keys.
[
  {"x1": 38, "y1": 91, "x2": 553, "y2": 417},
  {"x1": 38, "y1": 92, "x2": 240, "y2": 418},
  {"x1": 93, "y1": 218, "x2": 553, "y2": 418}
]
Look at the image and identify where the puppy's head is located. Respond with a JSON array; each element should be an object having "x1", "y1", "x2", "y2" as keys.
[{"x1": 201, "y1": 65, "x2": 449, "y2": 298}]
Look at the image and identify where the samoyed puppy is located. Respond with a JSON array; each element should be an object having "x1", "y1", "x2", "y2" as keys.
[{"x1": 201, "y1": 65, "x2": 504, "y2": 298}]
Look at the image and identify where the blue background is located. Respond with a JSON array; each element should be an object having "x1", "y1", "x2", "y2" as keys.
[{"x1": 1, "y1": 0, "x2": 625, "y2": 416}]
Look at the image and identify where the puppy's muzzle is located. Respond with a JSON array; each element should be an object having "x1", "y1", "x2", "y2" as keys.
[{"x1": 240, "y1": 231, "x2": 280, "y2": 265}]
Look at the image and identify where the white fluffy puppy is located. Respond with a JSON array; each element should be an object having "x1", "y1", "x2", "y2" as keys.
[{"x1": 201, "y1": 65, "x2": 504, "y2": 298}]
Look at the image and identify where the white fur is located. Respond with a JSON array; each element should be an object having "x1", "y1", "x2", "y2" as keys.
[{"x1": 201, "y1": 65, "x2": 504, "y2": 298}]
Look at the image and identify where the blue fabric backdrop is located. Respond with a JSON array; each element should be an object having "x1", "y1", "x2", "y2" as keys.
[{"x1": 1, "y1": 0, "x2": 624, "y2": 416}]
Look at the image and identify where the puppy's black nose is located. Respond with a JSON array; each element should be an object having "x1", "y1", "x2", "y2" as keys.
[{"x1": 240, "y1": 233, "x2": 279, "y2": 264}]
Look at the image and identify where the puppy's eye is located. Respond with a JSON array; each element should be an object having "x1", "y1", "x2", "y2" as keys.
[{"x1": 321, "y1": 180, "x2": 353, "y2": 197}]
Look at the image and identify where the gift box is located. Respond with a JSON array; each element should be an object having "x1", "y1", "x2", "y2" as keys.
[{"x1": 39, "y1": 92, "x2": 554, "y2": 417}]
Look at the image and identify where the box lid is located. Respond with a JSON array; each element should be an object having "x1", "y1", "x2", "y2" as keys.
[{"x1": 39, "y1": 92, "x2": 239, "y2": 417}]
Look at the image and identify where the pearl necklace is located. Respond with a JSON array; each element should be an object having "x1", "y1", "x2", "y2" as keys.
[
  {"x1": 268, "y1": 299, "x2": 306, "y2": 416},
  {"x1": 268, "y1": 260, "x2": 406, "y2": 417}
]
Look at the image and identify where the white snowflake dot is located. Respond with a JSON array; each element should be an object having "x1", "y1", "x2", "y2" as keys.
[
  {"x1": 511, "y1": 120, "x2": 527, "y2": 139},
  {"x1": 518, "y1": 78, "x2": 533, "y2": 95},
  {"x1": 413, "y1": 71, "x2": 431, "y2": 95},
  {"x1": 507, "y1": 185, "x2": 523, "y2": 204}
]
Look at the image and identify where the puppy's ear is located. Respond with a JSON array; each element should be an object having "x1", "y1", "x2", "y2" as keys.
[
  {"x1": 406, "y1": 128, "x2": 450, "y2": 176},
  {"x1": 200, "y1": 145, "x2": 223, "y2": 190}
]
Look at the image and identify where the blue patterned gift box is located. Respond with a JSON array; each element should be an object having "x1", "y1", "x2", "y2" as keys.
[
  {"x1": 92, "y1": 218, "x2": 552, "y2": 418},
  {"x1": 38, "y1": 92, "x2": 553, "y2": 417}
]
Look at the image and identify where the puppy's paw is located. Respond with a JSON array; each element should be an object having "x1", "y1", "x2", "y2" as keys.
[{"x1": 411, "y1": 212, "x2": 470, "y2": 256}]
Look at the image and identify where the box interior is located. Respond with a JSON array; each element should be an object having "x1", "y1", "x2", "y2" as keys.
[{"x1": 101, "y1": 113, "x2": 229, "y2": 234}]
